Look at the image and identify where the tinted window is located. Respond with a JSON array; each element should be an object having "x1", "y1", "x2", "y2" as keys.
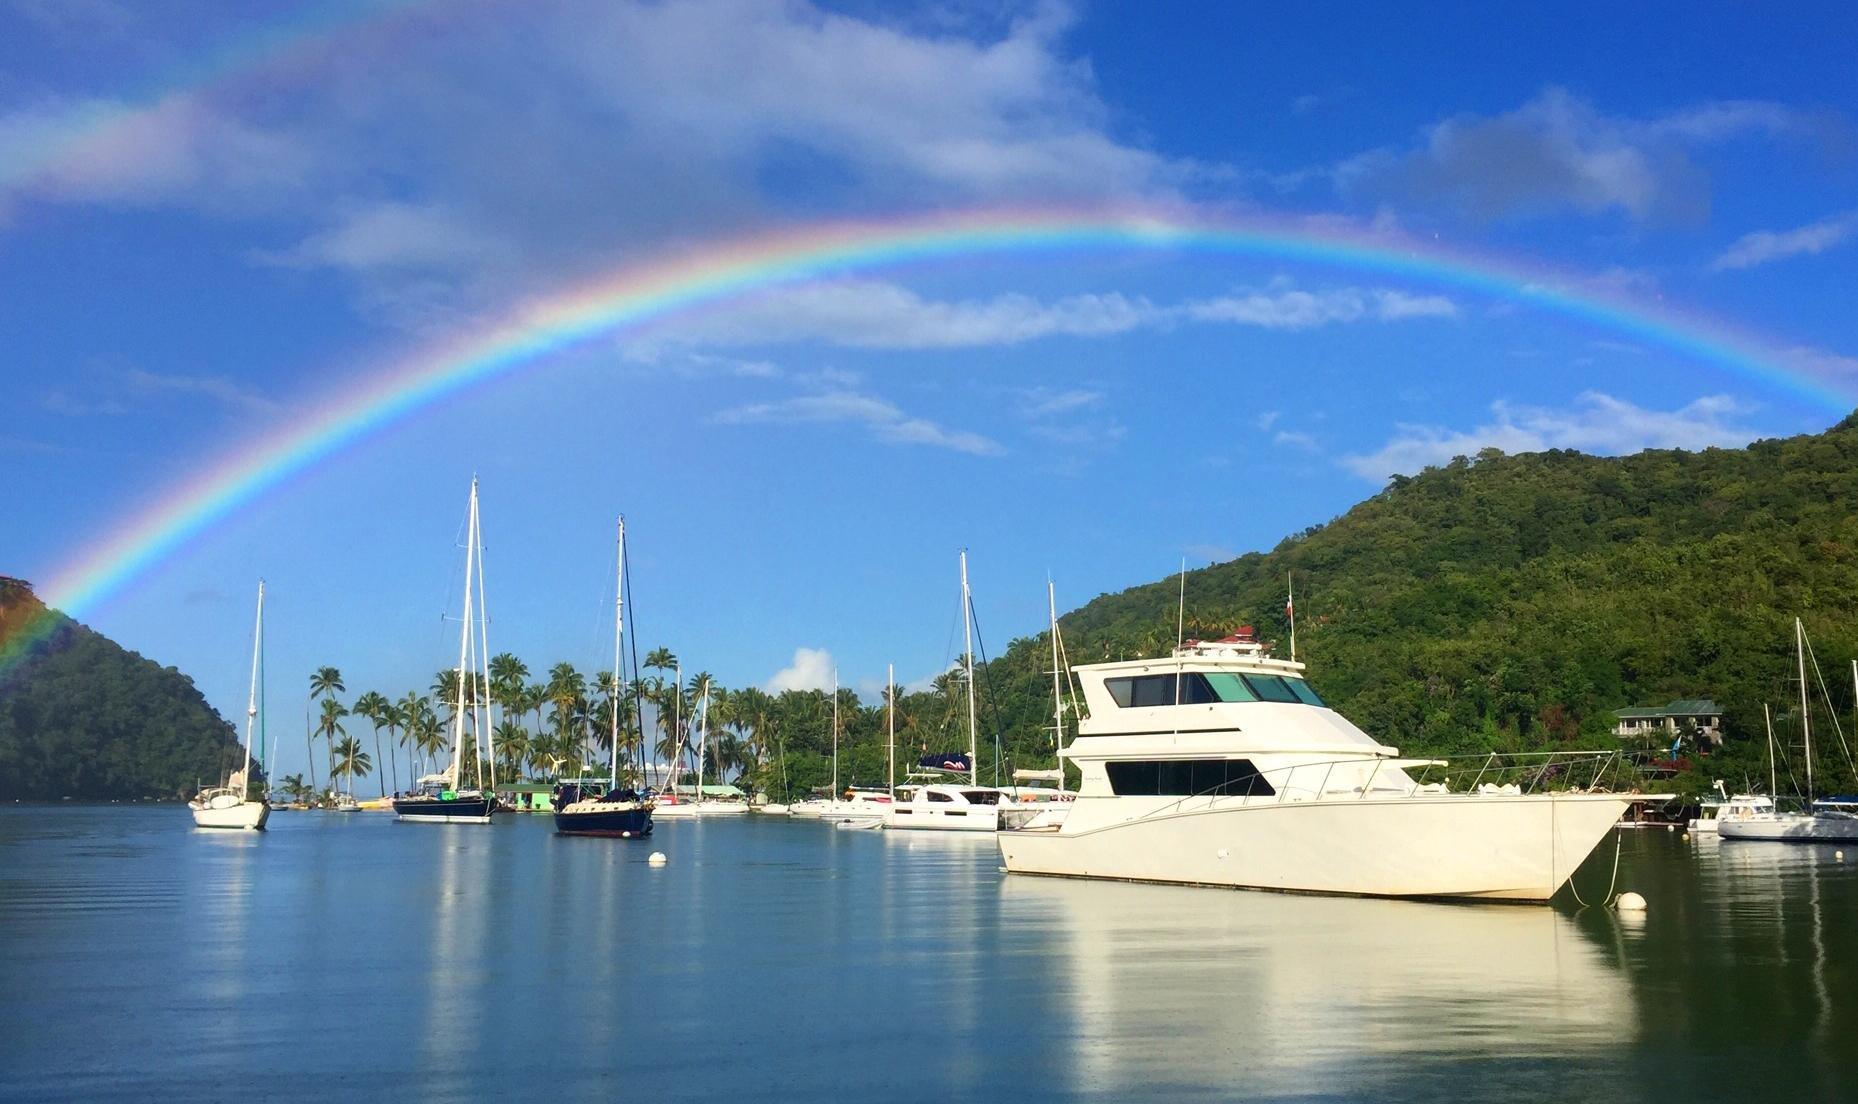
[
  {"x1": 962, "y1": 790, "x2": 1002, "y2": 805},
  {"x1": 1106, "y1": 677, "x2": 1135, "y2": 707},
  {"x1": 927, "y1": 790, "x2": 954, "y2": 803},
  {"x1": 1105, "y1": 759, "x2": 1276, "y2": 797},
  {"x1": 1284, "y1": 678, "x2": 1326, "y2": 706},
  {"x1": 1204, "y1": 672, "x2": 1257, "y2": 702},
  {"x1": 1131, "y1": 674, "x2": 1176, "y2": 707},
  {"x1": 1243, "y1": 674, "x2": 1300, "y2": 703}
]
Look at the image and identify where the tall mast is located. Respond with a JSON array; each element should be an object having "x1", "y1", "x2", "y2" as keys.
[
  {"x1": 241, "y1": 580, "x2": 263, "y2": 797},
  {"x1": 610, "y1": 517, "x2": 626, "y2": 789},
  {"x1": 831, "y1": 668, "x2": 840, "y2": 797},
  {"x1": 698, "y1": 676, "x2": 710, "y2": 800},
  {"x1": 1764, "y1": 703, "x2": 1777, "y2": 799},
  {"x1": 449, "y1": 479, "x2": 477, "y2": 789},
  {"x1": 961, "y1": 550, "x2": 977, "y2": 786},
  {"x1": 473, "y1": 479, "x2": 495, "y2": 792},
  {"x1": 1049, "y1": 579, "x2": 1064, "y2": 796},
  {"x1": 887, "y1": 662, "x2": 895, "y2": 800},
  {"x1": 673, "y1": 660, "x2": 682, "y2": 794},
  {"x1": 1798, "y1": 617, "x2": 1813, "y2": 800}
]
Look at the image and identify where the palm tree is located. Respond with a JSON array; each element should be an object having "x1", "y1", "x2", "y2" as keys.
[
  {"x1": 306, "y1": 666, "x2": 343, "y2": 793},
  {"x1": 315, "y1": 697, "x2": 348, "y2": 800},
  {"x1": 523, "y1": 683, "x2": 548, "y2": 747},
  {"x1": 432, "y1": 668, "x2": 462, "y2": 731},
  {"x1": 546, "y1": 662, "x2": 586, "y2": 769},
  {"x1": 396, "y1": 692, "x2": 427, "y2": 781},
  {"x1": 494, "y1": 719, "x2": 529, "y2": 780},
  {"x1": 330, "y1": 735, "x2": 372, "y2": 795},
  {"x1": 308, "y1": 667, "x2": 344, "y2": 797},
  {"x1": 379, "y1": 701, "x2": 404, "y2": 794},
  {"x1": 351, "y1": 691, "x2": 391, "y2": 798},
  {"x1": 278, "y1": 773, "x2": 309, "y2": 804}
]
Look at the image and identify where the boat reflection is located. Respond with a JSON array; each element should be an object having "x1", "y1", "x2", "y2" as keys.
[{"x1": 1001, "y1": 876, "x2": 1630, "y2": 1098}]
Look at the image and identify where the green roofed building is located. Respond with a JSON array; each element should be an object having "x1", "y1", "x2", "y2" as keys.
[{"x1": 1612, "y1": 700, "x2": 1724, "y2": 745}]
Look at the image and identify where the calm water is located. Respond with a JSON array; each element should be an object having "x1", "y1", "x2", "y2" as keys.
[{"x1": 1, "y1": 808, "x2": 1854, "y2": 1102}]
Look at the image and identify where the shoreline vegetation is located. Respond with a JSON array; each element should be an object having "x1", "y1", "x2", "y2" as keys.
[{"x1": 5, "y1": 410, "x2": 1856, "y2": 804}]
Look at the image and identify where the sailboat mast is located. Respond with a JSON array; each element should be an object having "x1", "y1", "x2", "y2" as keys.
[
  {"x1": 241, "y1": 580, "x2": 263, "y2": 796},
  {"x1": 698, "y1": 677, "x2": 710, "y2": 799},
  {"x1": 1798, "y1": 617, "x2": 1813, "y2": 800},
  {"x1": 831, "y1": 668, "x2": 840, "y2": 797},
  {"x1": 1049, "y1": 579, "x2": 1064, "y2": 796},
  {"x1": 887, "y1": 662, "x2": 895, "y2": 800},
  {"x1": 450, "y1": 480, "x2": 477, "y2": 789},
  {"x1": 1764, "y1": 703, "x2": 1777, "y2": 799},
  {"x1": 473, "y1": 480, "x2": 495, "y2": 793},
  {"x1": 610, "y1": 517, "x2": 626, "y2": 789},
  {"x1": 961, "y1": 550, "x2": 977, "y2": 786},
  {"x1": 673, "y1": 661, "x2": 682, "y2": 794}
]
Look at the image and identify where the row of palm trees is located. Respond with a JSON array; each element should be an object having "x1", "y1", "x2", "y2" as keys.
[{"x1": 293, "y1": 650, "x2": 781, "y2": 797}]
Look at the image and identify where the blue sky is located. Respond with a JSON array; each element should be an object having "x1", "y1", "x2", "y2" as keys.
[{"x1": 4, "y1": 0, "x2": 1856, "y2": 776}]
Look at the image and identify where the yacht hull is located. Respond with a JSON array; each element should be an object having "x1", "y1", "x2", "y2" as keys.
[
  {"x1": 997, "y1": 793, "x2": 1634, "y2": 902},
  {"x1": 884, "y1": 806, "x2": 1000, "y2": 832},
  {"x1": 1718, "y1": 815, "x2": 1858, "y2": 842},
  {"x1": 190, "y1": 800, "x2": 270, "y2": 830},
  {"x1": 393, "y1": 794, "x2": 495, "y2": 823},
  {"x1": 553, "y1": 805, "x2": 654, "y2": 837}
]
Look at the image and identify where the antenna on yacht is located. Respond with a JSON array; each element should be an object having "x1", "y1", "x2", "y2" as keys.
[
  {"x1": 1049, "y1": 578, "x2": 1065, "y2": 796},
  {"x1": 1174, "y1": 558, "x2": 1187, "y2": 706},
  {"x1": 1286, "y1": 571, "x2": 1297, "y2": 664}
]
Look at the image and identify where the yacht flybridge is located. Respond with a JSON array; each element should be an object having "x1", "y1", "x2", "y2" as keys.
[{"x1": 998, "y1": 630, "x2": 1658, "y2": 902}]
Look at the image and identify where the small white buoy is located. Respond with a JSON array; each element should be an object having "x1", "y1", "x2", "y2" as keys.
[
  {"x1": 1681, "y1": 832, "x2": 1690, "y2": 841},
  {"x1": 1665, "y1": 824, "x2": 1676, "y2": 831},
  {"x1": 648, "y1": 851, "x2": 668, "y2": 866},
  {"x1": 1616, "y1": 891, "x2": 1647, "y2": 912},
  {"x1": 1838, "y1": 851, "x2": 1845, "y2": 861}
]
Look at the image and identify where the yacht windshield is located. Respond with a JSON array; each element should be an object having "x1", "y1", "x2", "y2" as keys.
[{"x1": 1104, "y1": 671, "x2": 1326, "y2": 708}]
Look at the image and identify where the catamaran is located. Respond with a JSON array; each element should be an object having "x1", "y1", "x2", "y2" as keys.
[
  {"x1": 998, "y1": 627, "x2": 1659, "y2": 901},
  {"x1": 886, "y1": 551, "x2": 1017, "y2": 832},
  {"x1": 190, "y1": 581, "x2": 271, "y2": 831},
  {"x1": 553, "y1": 518, "x2": 653, "y2": 838},
  {"x1": 393, "y1": 477, "x2": 498, "y2": 824}
]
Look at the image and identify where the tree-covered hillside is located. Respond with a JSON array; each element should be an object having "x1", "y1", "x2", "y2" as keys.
[
  {"x1": 976, "y1": 411, "x2": 1858, "y2": 800},
  {"x1": 0, "y1": 578, "x2": 245, "y2": 800}
]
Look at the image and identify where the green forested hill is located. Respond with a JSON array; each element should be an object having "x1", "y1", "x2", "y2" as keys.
[
  {"x1": 0, "y1": 578, "x2": 244, "y2": 800},
  {"x1": 975, "y1": 411, "x2": 1858, "y2": 799}
]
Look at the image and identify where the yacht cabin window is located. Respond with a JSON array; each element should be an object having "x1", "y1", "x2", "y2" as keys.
[
  {"x1": 1105, "y1": 758, "x2": 1276, "y2": 797},
  {"x1": 962, "y1": 790, "x2": 1004, "y2": 805},
  {"x1": 1104, "y1": 672, "x2": 1325, "y2": 708},
  {"x1": 927, "y1": 790, "x2": 955, "y2": 802}
]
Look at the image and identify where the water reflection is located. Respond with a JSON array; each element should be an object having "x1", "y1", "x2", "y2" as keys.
[{"x1": 1003, "y1": 877, "x2": 1629, "y2": 1100}]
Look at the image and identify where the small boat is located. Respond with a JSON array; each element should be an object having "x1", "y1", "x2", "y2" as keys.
[
  {"x1": 884, "y1": 779, "x2": 1013, "y2": 832},
  {"x1": 327, "y1": 791, "x2": 362, "y2": 812},
  {"x1": 752, "y1": 802, "x2": 790, "y2": 815},
  {"x1": 394, "y1": 478, "x2": 499, "y2": 825},
  {"x1": 191, "y1": 581, "x2": 271, "y2": 831},
  {"x1": 1690, "y1": 781, "x2": 1774, "y2": 832},
  {"x1": 655, "y1": 678, "x2": 751, "y2": 817}
]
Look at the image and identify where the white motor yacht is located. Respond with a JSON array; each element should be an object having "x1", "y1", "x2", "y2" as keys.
[
  {"x1": 997, "y1": 631, "x2": 1658, "y2": 902},
  {"x1": 1689, "y1": 781, "x2": 1775, "y2": 832},
  {"x1": 818, "y1": 788, "x2": 894, "y2": 825}
]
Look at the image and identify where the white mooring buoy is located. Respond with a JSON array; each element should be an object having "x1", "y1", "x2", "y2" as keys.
[
  {"x1": 1616, "y1": 891, "x2": 1647, "y2": 912},
  {"x1": 1838, "y1": 851, "x2": 1846, "y2": 861},
  {"x1": 648, "y1": 851, "x2": 668, "y2": 866}
]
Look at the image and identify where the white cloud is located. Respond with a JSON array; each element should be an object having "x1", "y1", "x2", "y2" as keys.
[
  {"x1": 1022, "y1": 387, "x2": 1103, "y2": 417},
  {"x1": 655, "y1": 277, "x2": 1456, "y2": 351},
  {"x1": 766, "y1": 646, "x2": 836, "y2": 693},
  {"x1": 1340, "y1": 392, "x2": 1761, "y2": 481},
  {"x1": 1273, "y1": 429, "x2": 1319, "y2": 451},
  {"x1": 1337, "y1": 87, "x2": 1804, "y2": 222},
  {"x1": 43, "y1": 366, "x2": 277, "y2": 417},
  {"x1": 1710, "y1": 210, "x2": 1858, "y2": 271},
  {"x1": 1779, "y1": 345, "x2": 1858, "y2": 384},
  {"x1": 712, "y1": 389, "x2": 1003, "y2": 456}
]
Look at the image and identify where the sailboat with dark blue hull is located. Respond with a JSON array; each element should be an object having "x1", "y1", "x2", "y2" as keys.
[
  {"x1": 553, "y1": 517, "x2": 654, "y2": 839},
  {"x1": 395, "y1": 477, "x2": 499, "y2": 824}
]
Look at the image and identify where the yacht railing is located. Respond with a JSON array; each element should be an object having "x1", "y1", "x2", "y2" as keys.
[{"x1": 1135, "y1": 749, "x2": 1631, "y2": 822}]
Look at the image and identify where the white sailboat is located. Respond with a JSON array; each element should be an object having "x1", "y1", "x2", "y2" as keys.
[
  {"x1": 393, "y1": 477, "x2": 498, "y2": 823},
  {"x1": 1721, "y1": 618, "x2": 1858, "y2": 843},
  {"x1": 656, "y1": 675, "x2": 749, "y2": 816},
  {"x1": 191, "y1": 581, "x2": 271, "y2": 830}
]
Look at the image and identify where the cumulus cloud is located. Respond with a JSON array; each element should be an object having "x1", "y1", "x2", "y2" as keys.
[
  {"x1": 1337, "y1": 88, "x2": 1804, "y2": 222},
  {"x1": 1711, "y1": 210, "x2": 1858, "y2": 271},
  {"x1": 712, "y1": 389, "x2": 1003, "y2": 456},
  {"x1": 1183, "y1": 284, "x2": 1456, "y2": 328},
  {"x1": 1340, "y1": 392, "x2": 1761, "y2": 481},
  {"x1": 766, "y1": 646, "x2": 835, "y2": 693}
]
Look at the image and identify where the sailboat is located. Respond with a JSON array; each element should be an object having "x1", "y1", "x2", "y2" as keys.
[
  {"x1": 554, "y1": 518, "x2": 654, "y2": 838},
  {"x1": 1721, "y1": 618, "x2": 1858, "y2": 843},
  {"x1": 190, "y1": 581, "x2": 271, "y2": 830},
  {"x1": 393, "y1": 477, "x2": 498, "y2": 824},
  {"x1": 656, "y1": 677, "x2": 749, "y2": 817},
  {"x1": 886, "y1": 550, "x2": 1016, "y2": 832}
]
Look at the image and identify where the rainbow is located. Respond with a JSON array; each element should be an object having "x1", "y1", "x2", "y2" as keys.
[{"x1": 6, "y1": 207, "x2": 1854, "y2": 677}]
